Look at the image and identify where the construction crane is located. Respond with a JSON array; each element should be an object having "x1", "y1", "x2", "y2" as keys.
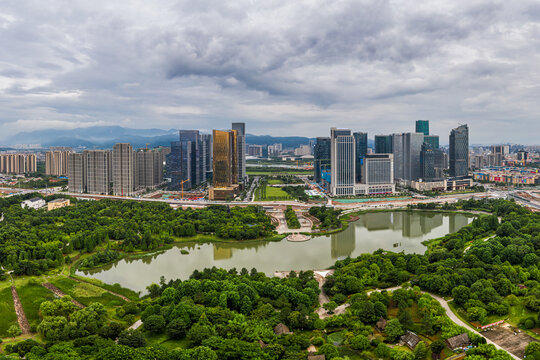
[{"x1": 180, "y1": 179, "x2": 189, "y2": 199}]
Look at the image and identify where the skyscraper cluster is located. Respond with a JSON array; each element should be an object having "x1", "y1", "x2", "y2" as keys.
[
  {"x1": 68, "y1": 145, "x2": 163, "y2": 195},
  {"x1": 314, "y1": 121, "x2": 470, "y2": 196}
]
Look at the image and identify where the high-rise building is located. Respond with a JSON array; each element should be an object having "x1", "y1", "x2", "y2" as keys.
[
  {"x1": 517, "y1": 150, "x2": 528, "y2": 164},
  {"x1": 330, "y1": 128, "x2": 355, "y2": 196},
  {"x1": 449, "y1": 124, "x2": 469, "y2": 177},
  {"x1": 179, "y1": 130, "x2": 200, "y2": 189},
  {"x1": 314, "y1": 137, "x2": 331, "y2": 183},
  {"x1": 0, "y1": 154, "x2": 37, "y2": 174},
  {"x1": 392, "y1": 134, "x2": 404, "y2": 180},
  {"x1": 362, "y1": 154, "x2": 394, "y2": 184},
  {"x1": 355, "y1": 154, "x2": 395, "y2": 195},
  {"x1": 45, "y1": 147, "x2": 72, "y2": 176},
  {"x1": 135, "y1": 149, "x2": 163, "y2": 189},
  {"x1": 424, "y1": 135, "x2": 439, "y2": 150},
  {"x1": 392, "y1": 133, "x2": 423, "y2": 180},
  {"x1": 212, "y1": 130, "x2": 238, "y2": 188},
  {"x1": 375, "y1": 135, "x2": 393, "y2": 154},
  {"x1": 112, "y1": 143, "x2": 135, "y2": 196},
  {"x1": 67, "y1": 153, "x2": 85, "y2": 193},
  {"x1": 353, "y1": 132, "x2": 368, "y2": 183},
  {"x1": 420, "y1": 144, "x2": 444, "y2": 181},
  {"x1": 416, "y1": 120, "x2": 429, "y2": 136},
  {"x1": 166, "y1": 141, "x2": 185, "y2": 191},
  {"x1": 247, "y1": 144, "x2": 263, "y2": 157},
  {"x1": 232, "y1": 122, "x2": 246, "y2": 183},
  {"x1": 490, "y1": 145, "x2": 509, "y2": 166},
  {"x1": 84, "y1": 150, "x2": 111, "y2": 195},
  {"x1": 200, "y1": 134, "x2": 213, "y2": 181}
]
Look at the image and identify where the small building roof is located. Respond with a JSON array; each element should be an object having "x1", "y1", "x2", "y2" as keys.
[
  {"x1": 401, "y1": 331, "x2": 421, "y2": 350},
  {"x1": 445, "y1": 333, "x2": 470, "y2": 350},
  {"x1": 307, "y1": 355, "x2": 325, "y2": 360},
  {"x1": 28, "y1": 197, "x2": 43, "y2": 202},
  {"x1": 49, "y1": 198, "x2": 68, "y2": 203},
  {"x1": 273, "y1": 323, "x2": 292, "y2": 335}
]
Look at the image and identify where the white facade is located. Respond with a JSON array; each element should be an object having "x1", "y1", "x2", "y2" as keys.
[
  {"x1": 330, "y1": 128, "x2": 355, "y2": 196},
  {"x1": 21, "y1": 198, "x2": 46, "y2": 209}
]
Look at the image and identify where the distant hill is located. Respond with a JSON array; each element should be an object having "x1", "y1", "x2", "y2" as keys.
[{"x1": 5, "y1": 126, "x2": 376, "y2": 149}]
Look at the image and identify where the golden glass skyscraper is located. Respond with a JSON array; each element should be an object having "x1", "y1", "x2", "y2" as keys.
[{"x1": 212, "y1": 130, "x2": 238, "y2": 188}]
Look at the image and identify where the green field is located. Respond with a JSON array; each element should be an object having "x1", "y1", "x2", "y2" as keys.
[
  {"x1": 0, "y1": 286, "x2": 18, "y2": 337},
  {"x1": 254, "y1": 186, "x2": 293, "y2": 201},
  {"x1": 50, "y1": 277, "x2": 125, "y2": 307},
  {"x1": 17, "y1": 281, "x2": 56, "y2": 327}
]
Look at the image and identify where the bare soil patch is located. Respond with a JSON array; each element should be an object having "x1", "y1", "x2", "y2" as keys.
[
  {"x1": 482, "y1": 326, "x2": 539, "y2": 359},
  {"x1": 11, "y1": 286, "x2": 31, "y2": 334},
  {"x1": 42, "y1": 282, "x2": 85, "y2": 308}
]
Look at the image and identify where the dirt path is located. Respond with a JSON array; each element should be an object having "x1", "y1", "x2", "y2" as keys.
[
  {"x1": 11, "y1": 286, "x2": 31, "y2": 334},
  {"x1": 69, "y1": 276, "x2": 131, "y2": 302},
  {"x1": 42, "y1": 282, "x2": 85, "y2": 309}
]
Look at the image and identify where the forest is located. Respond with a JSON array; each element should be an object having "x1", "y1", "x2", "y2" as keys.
[
  {"x1": 0, "y1": 195, "x2": 275, "y2": 276},
  {"x1": 0, "y1": 198, "x2": 539, "y2": 360}
]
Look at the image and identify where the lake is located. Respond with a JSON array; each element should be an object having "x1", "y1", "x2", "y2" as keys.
[{"x1": 77, "y1": 211, "x2": 472, "y2": 293}]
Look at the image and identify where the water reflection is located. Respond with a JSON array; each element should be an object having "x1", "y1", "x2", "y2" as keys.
[{"x1": 78, "y1": 211, "x2": 472, "y2": 293}]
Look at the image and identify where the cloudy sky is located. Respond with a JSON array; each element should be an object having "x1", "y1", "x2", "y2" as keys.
[{"x1": 1, "y1": 0, "x2": 540, "y2": 144}]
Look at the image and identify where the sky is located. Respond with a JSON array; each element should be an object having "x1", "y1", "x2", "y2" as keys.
[{"x1": 1, "y1": 0, "x2": 540, "y2": 144}]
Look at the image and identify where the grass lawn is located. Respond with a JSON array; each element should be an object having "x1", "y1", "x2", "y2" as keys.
[
  {"x1": 144, "y1": 331, "x2": 190, "y2": 350},
  {"x1": 247, "y1": 170, "x2": 312, "y2": 175},
  {"x1": 326, "y1": 330, "x2": 345, "y2": 345},
  {"x1": 0, "y1": 286, "x2": 18, "y2": 337},
  {"x1": 267, "y1": 179, "x2": 282, "y2": 184},
  {"x1": 49, "y1": 277, "x2": 125, "y2": 307},
  {"x1": 17, "y1": 280, "x2": 55, "y2": 327},
  {"x1": 255, "y1": 186, "x2": 293, "y2": 201}
]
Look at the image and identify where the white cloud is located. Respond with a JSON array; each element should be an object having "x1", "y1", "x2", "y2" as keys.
[{"x1": 0, "y1": 0, "x2": 539, "y2": 143}]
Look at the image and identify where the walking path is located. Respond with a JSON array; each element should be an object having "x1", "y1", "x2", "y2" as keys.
[
  {"x1": 69, "y1": 276, "x2": 131, "y2": 302},
  {"x1": 11, "y1": 286, "x2": 31, "y2": 334},
  {"x1": 128, "y1": 319, "x2": 143, "y2": 330},
  {"x1": 42, "y1": 282, "x2": 85, "y2": 308}
]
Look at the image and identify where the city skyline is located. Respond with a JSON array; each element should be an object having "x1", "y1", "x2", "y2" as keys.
[{"x1": 0, "y1": 1, "x2": 540, "y2": 144}]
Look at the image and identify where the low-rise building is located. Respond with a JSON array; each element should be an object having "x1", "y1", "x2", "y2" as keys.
[
  {"x1": 47, "y1": 198, "x2": 71, "y2": 211},
  {"x1": 473, "y1": 166, "x2": 540, "y2": 185},
  {"x1": 21, "y1": 197, "x2": 46, "y2": 209},
  {"x1": 445, "y1": 333, "x2": 471, "y2": 351}
]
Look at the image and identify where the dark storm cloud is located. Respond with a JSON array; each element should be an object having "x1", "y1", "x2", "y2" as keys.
[{"x1": 0, "y1": 0, "x2": 539, "y2": 143}]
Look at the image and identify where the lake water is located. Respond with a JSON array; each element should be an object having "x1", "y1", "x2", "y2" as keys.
[{"x1": 77, "y1": 211, "x2": 472, "y2": 293}]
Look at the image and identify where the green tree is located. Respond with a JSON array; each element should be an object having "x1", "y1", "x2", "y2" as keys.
[
  {"x1": 414, "y1": 341, "x2": 427, "y2": 360},
  {"x1": 385, "y1": 319, "x2": 405, "y2": 342},
  {"x1": 317, "y1": 344, "x2": 340, "y2": 359},
  {"x1": 143, "y1": 315, "x2": 166, "y2": 334},
  {"x1": 349, "y1": 334, "x2": 370, "y2": 350},
  {"x1": 7, "y1": 325, "x2": 21, "y2": 338},
  {"x1": 430, "y1": 339, "x2": 445, "y2": 355},
  {"x1": 117, "y1": 329, "x2": 146, "y2": 348}
]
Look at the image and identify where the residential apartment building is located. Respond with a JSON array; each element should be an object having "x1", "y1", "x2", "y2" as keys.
[
  {"x1": 85, "y1": 150, "x2": 112, "y2": 195},
  {"x1": 0, "y1": 154, "x2": 37, "y2": 174},
  {"x1": 45, "y1": 147, "x2": 72, "y2": 176},
  {"x1": 112, "y1": 143, "x2": 135, "y2": 196},
  {"x1": 135, "y1": 149, "x2": 163, "y2": 189}
]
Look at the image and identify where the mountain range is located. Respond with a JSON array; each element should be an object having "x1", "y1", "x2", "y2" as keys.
[{"x1": 3, "y1": 126, "x2": 321, "y2": 149}]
